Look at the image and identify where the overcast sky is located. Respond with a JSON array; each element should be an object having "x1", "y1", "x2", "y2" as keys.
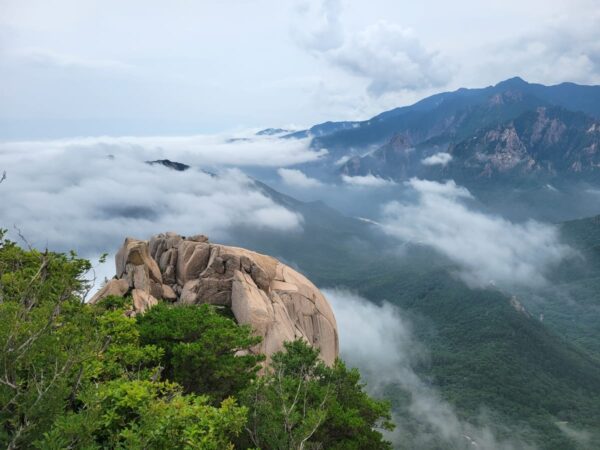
[{"x1": 1, "y1": 0, "x2": 599, "y2": 137}]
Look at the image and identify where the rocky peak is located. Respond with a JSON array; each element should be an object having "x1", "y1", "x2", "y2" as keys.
[
  {"x1": 91, "y1": 233, "x2": 339, "y2": 365},
  {"x1": 146, "y1": 159, "x2": 190, "y2": 171}
]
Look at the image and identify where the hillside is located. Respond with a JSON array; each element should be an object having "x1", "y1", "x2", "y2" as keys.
[{"x1": 227, "y1": 185, "x2": 600, "y2": 449}]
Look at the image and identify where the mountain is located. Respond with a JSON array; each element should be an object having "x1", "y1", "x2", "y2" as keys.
[
  {"x1": 518, "y1": 214, "x2": 600, "y2": 361},
  {"x1": 221, "y1": 181, "x2": 600, "y2": 449},
  {"x1": 146, "y1": 159, "x2": 191, "y2": 171},
  {"x1": 450, "y1": 107, "x2": 600, "y2": 180},
  {"x1": 255, "y1": 127, "x2": 292, "y2": 136},
  {"x1": 282, "y1": 78, "x2": 600, "y2": 193},
  {"x1": 277, "y1": 77, "x2": 600, "y2": 222},
  {"x1": 341, "y1": 106, "x2": 600, "y2": 183},
  {"x1": 303, "y1": 77, "x2": 600, "y2": 155}
]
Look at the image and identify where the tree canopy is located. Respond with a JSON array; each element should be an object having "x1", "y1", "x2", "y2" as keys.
[{"x1": 0, "y1": 230, "x2": 393, "y2": 449}]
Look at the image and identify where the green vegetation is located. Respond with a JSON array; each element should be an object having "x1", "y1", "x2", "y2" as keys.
[
  {"x1": 0, "y1": 230, "x2": 392, "y2": 449},
  {"x1": 235, "y1": 205, "x2": 600, "y2": 449},
  {"x1": 238, "y1": 340, "x2": 394, "y2": 450},
  {"x1": 137, "y1": 303, "x2": 263, "y2": 403}
]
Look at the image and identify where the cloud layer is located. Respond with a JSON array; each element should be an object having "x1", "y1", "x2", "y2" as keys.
[
  {"x1": 325, "y1": 288, "x2": 531, "y2": 449},
  {"x1": 1, "y1": 133, "x2": 324, "y2": 169},
  {"x1": 381, "y1": 178, "x2": 571, "y2": 288},
  {"x1": 0, "y1": 136, "x2": 304, "y2": 260}
]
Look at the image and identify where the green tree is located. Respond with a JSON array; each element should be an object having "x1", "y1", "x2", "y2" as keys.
[
  {"x1": 240, "y1": 340, "x2": 394, "y2": 450},
  {"x1": 38, "y1": 380, "x2": 246, "y2": 450},
  {"x1": 0, "y1": 230, "x2": 96, "y2": 448},
  {"x1": 0, "y1": 233, "x2": 248, "y2": 449},
  {"x1": 136, "y1": 303, "x2": 263, "y2": 402}
]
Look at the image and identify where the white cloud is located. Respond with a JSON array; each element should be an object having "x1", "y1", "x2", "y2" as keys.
[
  {"x1": 0, "y1": 137, "x2": 303, "y2": 261},
  {"x1": 341, "y1": 173, "x2": 396, "y2": 187},
  {"x1": 325, "y1": 289, "x2": 532, "y2": 449},
  {"x1": 381, "y1": 178, "x2": 572, "y2": 288},
  {"x1": 292, "y1": 0, "x2": 344, "y2": 52},
  {"x1": 292, "y1": 1, "x2": 452, "y2": 98},
  {"x1": 473, "y1": 9, "x2": 600, "y2": 85},
  {"x1": 328, "y1": 20, "x2": 452, "y2": 96},
  {"x1": 277, "y1": 168, "x2": 323, "y2": 188},
  {"x1": 422, "y1": 152, "x2": 453, "y2": 166},
  {"x1": 0, "y1": 133, "x2": 325, "y2": 168}
]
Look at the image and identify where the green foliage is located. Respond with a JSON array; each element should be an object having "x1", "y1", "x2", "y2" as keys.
[
  {"x1": 0, "y1": 232, "x2": 397, "y2": 449},
  {"x1": 38, "y1": 381, "x2": 246, "y2": 450},
  {"x1": 137, "y1": 303, "x2": 263, "y2": 402},
  {"x1": 0, "y1": 230, "x2": 97, "y2": 448},
  {"x1": 0, "y1": 234, "x2": 247, "y2": 449},
  {"x1": 239, "y1": 340, "x2": 394, "y2": 450}
]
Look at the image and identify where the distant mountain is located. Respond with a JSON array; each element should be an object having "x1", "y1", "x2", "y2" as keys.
[
  {"x1": 279, "y1": 78, "x2": 600, "y2": 192},
  {"x1": 255, "y1": 128, "x2": 293, "y2": 136},
  {"x1": 303, "y1": 77, "x2": 600, "y2": 154},
  {"x1": 450, "y1": 106, "x2": 600, "y2": 180},
  {"x1": 146, "y1": 159, "x2": 190, "y2": 171},
  {"x1": 341, "y1": 105, "x2": 600, "y2": 183}
]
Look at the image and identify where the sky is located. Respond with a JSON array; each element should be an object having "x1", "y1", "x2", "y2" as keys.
[{"x1": 1, "y1": 0, "x2": 599, "y2": 138}]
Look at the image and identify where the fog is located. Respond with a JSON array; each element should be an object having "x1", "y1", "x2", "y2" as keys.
[
  {"x1": 325, "y1": 288, "x2": 535, "y2": 450},
  {"x1": 0, "y1": 134, "x2": 312, "y2": 259},
  {"x1": 381, "y1": 178, "x2": 573, "y2": 289}
]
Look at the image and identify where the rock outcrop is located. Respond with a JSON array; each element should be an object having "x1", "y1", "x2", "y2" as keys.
[{"x1": 91, "y1": 233, "x2": 339, "y2": 365}]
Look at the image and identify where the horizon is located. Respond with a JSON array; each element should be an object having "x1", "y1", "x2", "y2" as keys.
[{"x1": 0, "y1": 75, "x2": 598, "y2": 140}]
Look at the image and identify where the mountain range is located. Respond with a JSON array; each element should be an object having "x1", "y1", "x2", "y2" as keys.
[{"x1": 282, "y1": 77, "x2": 600, "y2": 191}]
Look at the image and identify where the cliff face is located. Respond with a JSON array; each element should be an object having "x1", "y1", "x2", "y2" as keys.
[{"x1": 91, "y1": 233, "x2": 339, "y2": 365}]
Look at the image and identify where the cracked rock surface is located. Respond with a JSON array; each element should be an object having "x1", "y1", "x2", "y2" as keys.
[{"x1": 91, "y1": 233, "x2": 339, "y2": 365}]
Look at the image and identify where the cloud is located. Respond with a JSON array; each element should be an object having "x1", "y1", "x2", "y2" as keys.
[
  {"x1": 341, "y1": 173, "x2": 396, "y2": 187},
  {"x1": 328, "y1": 20, "x2": 452, "y2": 96},
  {"x1": 293, "y1": 1, "x2": 451, "y2": 97},
  {"x1": 422, "y1": 152, "x2": 453, "y2": 166},
  {"x1": 324, "y1": 288, "x2": 533, "y2": 449},
  {"x1": 1, "y1": 133, "x2": 325, "y2": 168},
  {"x1": 0, "y1": 136, "x2": 304, "y2": 261},
  {"x1": 477, "y1": 10, "x2": 600, "y2": 85},
  {"x1": 292, "y1": 0, "x2": 344, "y2": 52},
  {"x1": 381, "y1": 178, "x2": 572, "y2": 288},
  {"x1": 277, "y1": 168, "x2": 323, "y2": 188}
]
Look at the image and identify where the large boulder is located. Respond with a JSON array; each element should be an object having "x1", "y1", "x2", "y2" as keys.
[{"x1": 91, "y1": 233, "x2": 339, "y2": 365}]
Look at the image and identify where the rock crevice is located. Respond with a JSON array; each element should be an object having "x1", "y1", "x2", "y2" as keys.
[{"x1": 91, "y1": 233, "x2": 339, "y2": 365}]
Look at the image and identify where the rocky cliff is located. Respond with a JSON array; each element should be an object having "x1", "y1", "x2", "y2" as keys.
[{"x1": 91, "y1": 233, "x2": 339, "y2": 365}]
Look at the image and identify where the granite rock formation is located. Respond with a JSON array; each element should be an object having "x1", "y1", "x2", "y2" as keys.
[{"x1": 91, "y1": 233, "x2": 339, "y2": 365}]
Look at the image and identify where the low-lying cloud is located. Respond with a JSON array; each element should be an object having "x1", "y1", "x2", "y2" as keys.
[
  {"x1": 1, "y1": 133, "x2": 325, "y2": 169},
  {"x1": 0, "y1": 137, "x2": 304, "y2": 261},
  {"x1": 277, "y1": 168, "x2": 323, "y2": 188},
  {"x1": 422, "y1": 152, "x2": 452, "y2": 166},
  {"x1": 341, "y1": 173, "x2": 396, "y2": 187},
  {"x1": 325, "y1": 288, "x2": 532, "y2": 449},
  {"x1": 381, "y1": 178, "x2": 572, "y2": 289}
]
